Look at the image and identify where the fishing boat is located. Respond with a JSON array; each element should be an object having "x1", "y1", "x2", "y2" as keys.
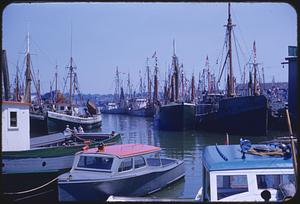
[
  {"x1": 195, "y1": 138, "x2": 296, "y2": 202},
  {"x1": 156, "y1": 41, "x2": 195, "y2": 130},
  {"x1": 195, "y1": 3, "x2": 268, "y2": 136},
  {"x1": 47, "y1": 101, "x2": 102, "y2": 134},
  {"x1": 128, "y1": 98, "x2": 155, "y2": 117},
  {"x1": 57, "y1": 144, "x2": 185, "y2": 201},
  {"x1": 46, "y1": 35, "x2": 102, "y2": 133},
  {"x1": 2, "y1": 101, "x2": 120, "y2": 201},
  {"x1": 102, "y1": 67, "x2": 128, "y2": 115}
]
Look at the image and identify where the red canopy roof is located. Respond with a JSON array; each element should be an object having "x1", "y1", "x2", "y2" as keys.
[{"x1": 84, "y1": 144, "x2": 161, "y2": 158}]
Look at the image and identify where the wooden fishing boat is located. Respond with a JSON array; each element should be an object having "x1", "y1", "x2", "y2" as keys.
[
  {"x1": 194, "y1": 3, "x2": 268, "y2": 136},
  {"x1": 58, "y1": 144, "x2": 185, "y2": 201}
]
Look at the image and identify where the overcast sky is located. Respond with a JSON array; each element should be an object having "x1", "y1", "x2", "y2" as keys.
[{"x1": 3, "y1": 2, "x2": 297, "y2": 94}]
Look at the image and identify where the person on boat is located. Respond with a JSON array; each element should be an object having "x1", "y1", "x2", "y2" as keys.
[{"x1": 111, "y1": 131, "x2": 115, "y2": 137}]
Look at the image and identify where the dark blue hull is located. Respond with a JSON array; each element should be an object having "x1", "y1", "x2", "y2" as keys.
[
  {"x1": 47, "y1": 117, "x2": 101, "y2": 134},
  {"x1": 128, "y1": 107, "x2": 155, "y2": 117},
  {"x1": 157, "y1": 103, "x2": 195, "y2": 131},
  {"x1": 196, "y1": 95, "x2": 268, "y2": 136},
  {"x1": 30, "y1": 113, "x2": 49, "y2": 136},
  {"x1": 58, "y1": 161, "x2": 184, "y2": 201},
  {"x1": 101, "y1": 108, "x2": 127, "y2": 114}
]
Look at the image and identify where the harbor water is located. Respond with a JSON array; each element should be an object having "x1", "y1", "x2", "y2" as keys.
[
  {"x1": 89, "y1": 114, "x2": 287, "y2": 199},
  {"x1": 17, "y1": 114, "x2": 288, "y2": 201}
]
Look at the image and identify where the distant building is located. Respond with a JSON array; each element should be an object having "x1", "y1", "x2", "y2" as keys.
[{"x1": 2, "y1": 101, "x2": 30, "y2": 151}]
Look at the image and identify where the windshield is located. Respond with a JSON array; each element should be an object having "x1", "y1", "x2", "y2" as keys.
[{"x1": 77, "y1": 155, "x2": 114, "y2": 170}]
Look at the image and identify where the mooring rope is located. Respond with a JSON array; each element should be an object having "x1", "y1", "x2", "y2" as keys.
[{"x1": 4, "y1": 177, "x2": 58, "y2": 195}]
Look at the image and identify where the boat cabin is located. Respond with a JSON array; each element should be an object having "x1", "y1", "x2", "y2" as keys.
[
  {"x1": 2, "y1": 101, "x2": 31, "y2": 151},
  {"x1": 196, "y1": 140, "x2": 295, "y2": 202},
  {"x1": 68, "y1": 144, "x2": 176, "y2": 174}
]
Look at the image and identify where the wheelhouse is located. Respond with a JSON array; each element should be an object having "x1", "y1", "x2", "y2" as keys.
[
  {"x1": 70, "y1": 144, "x2": 176, "y2": 174},
  {"x1": 199, "y1": 141, "x2": 295, "y2": 202}
]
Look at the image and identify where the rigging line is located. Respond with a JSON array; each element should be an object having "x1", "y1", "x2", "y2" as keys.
[
  {"x1": 231, "y1": 10, "x2": 251, "y2": 58},
  {"x1": 217, "y1": 50, "x2": 230, "y2": 84},
  {"x1": 233, "y1": 29, "x2": 250, "y2": 65},
  {"x1": 30, "y1": 37, "x2": 56, "y2": 67},
  {"x1": 232, "y1": 30, "x2": 243, "y2": 83},
  {"x1": 217, "y1": 31, "x2": 228, "y2": 83}
]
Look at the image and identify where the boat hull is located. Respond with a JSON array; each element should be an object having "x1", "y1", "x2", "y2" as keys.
[
  {"x1": 58, "y1": 161, "x2": 185, "y2": 201},
  {"x1": 196, "y1": 95, "x2": 268, "y2": 135},
  {"x1": 157, "y1": 103, "x2": 195, "y2": 131},
  {"x1": 128, "y1": 107, "x2": 155, "y2": 117},
  {"x1": 30, "y1": 112, "x2": 48, "y2": 136},
  {"x1": 101, "y1": 108, "x2": 127, "y2": 114},
  {"x1": 2, "y1": 134, "x2": 121, "y2": 201},
  {"x1": 47, "y1": 111, "x2": 102, "y2": 134}
]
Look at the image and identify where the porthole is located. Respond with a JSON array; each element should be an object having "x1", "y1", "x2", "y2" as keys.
[{"x1": 42, "y1": 161, "x2": 46, "y2": 167}]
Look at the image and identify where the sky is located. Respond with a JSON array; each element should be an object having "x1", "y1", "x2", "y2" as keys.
[{"x1": 2, "y1": 2, "x2": 297, "y2": 95}]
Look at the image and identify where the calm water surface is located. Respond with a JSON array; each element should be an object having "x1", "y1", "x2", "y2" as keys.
[{"x1": 89, "y1": 114, "x2": 287, "y2": 199}]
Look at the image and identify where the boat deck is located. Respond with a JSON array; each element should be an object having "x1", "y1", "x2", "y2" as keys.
[{"x1": 30, "y1": 132, "x2": 69, "y2": 148}]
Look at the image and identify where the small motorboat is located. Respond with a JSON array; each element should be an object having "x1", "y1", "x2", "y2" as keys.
[
  {"x1": 58, "y1": 144, "x2": 185, "y2": 201},
  {"x1": 195, "y1": 138, "x2": 296, "y2": 202}
]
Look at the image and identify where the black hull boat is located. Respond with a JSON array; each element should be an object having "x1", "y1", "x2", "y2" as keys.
[
  {"x1": 128, "y1": 106, "x2": 155, "y2": 117},
  {"x1": 30, "y1": 112, "x2": 48, "y2": 136},
  {"x1": 58, "y1": 144, "x2": 185, "y2": 202},
  {"x1": 157, "y1": 102, "x2": 195, "y2": 131},
  {"x1": 196, "y1": 95, "x2": 268, "y2": 136}
]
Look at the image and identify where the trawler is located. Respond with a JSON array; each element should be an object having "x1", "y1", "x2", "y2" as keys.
[{"x1": 195, "y1": 3, "x2": 268, "y2": 136}]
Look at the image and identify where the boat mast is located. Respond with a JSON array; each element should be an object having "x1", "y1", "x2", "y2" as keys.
[
  {"x1": 37, "y1": 69, "x2": 41, "y2": 105},
  {"x1": 153, "y1": 54, "x2": 158, "y2": 103},
  {"x1": 226, "y1": 2, "x2": 235, "y2": 97},
  {"x1": 191, "y1": 73, "x2": 195, "y2": 102},
  {"x1": 15, "y1": 65, "x2": 20, "y2": 101},
  {"x1": 67, "y1": 26, "x2": 76, "y2": 107},
  {"x1": 146, "y1": 57, "x2": 151, "y2": 103},
  {"x1": 253, "y1": 41, "x2": 258, "y2": 96},
  {"x1": 23, "y1": 31, "x2": 32, "y2": 103},
  {"x1": 181, "y1": 65, "x2": 184, "y2": 101},
  {"x1": 55, "y1": 64, "x2": 58, "y2": 103},
  {"x1": 115, "y1": 66, "x2": 120, "y2": 102},
  {"x1": 127, "y1": 72, "x2": 131, "y2": 99},
  {"x1": 172, "y1": 40, "x2": 179, "y2": 102}
]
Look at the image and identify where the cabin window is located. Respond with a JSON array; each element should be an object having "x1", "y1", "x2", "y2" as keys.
[
  {"x1": 217, "y1": 175, "x2": 248, "y2": 200},
  {"x1": 77, "y1": 156, "x2": 113, "y2": 170},
  {"x1": 134, "y1": 156, "x2": 146, "y2": 169},
  {"x1": 144, "y1": 152, "x2": 162, "y2": 166},
  {"x1": 257, "y1": 174, "x2": 295, "y2": 189},
  {"x1": 9, "y1": 111, "x2": 17, "y2": 128},
  {"x1": 118, "y1": 158, "x2": 133, "y2": 172}
]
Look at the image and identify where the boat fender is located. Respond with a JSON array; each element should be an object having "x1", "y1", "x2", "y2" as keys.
[
  {"x1": 97, "y1": 143, "x2": 104, "y2": 152},
  {"x1": 82, "y1": 145, "x2": 89, "y2": 151}
]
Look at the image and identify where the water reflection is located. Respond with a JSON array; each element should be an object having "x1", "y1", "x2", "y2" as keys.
[{"x1": 90, "y1": 114, "x2": 288, "y2": 199}]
